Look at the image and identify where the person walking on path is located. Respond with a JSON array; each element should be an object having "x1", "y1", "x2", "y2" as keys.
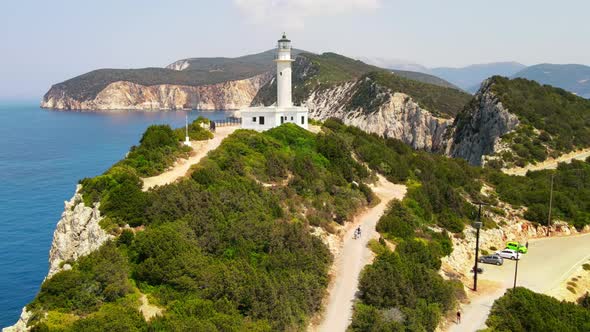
[
  {"x1": 456, "y1": 311, "x2": 461, "y2": 324},
  {"x1": 526, "y1": 241, "x2": 529, "y2": 249}
]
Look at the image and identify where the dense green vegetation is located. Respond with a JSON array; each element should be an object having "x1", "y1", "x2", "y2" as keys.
[
  {"x1": 31, "y1": 118, "x2": 590, "y2": 331},
  {"x1": 324, "y1": 119, "x2": 483, "y2": 235},
  {"x1": 80, "y1": 120, "x2": 212, "y2": 226},
  {"x1": 322, "y1": 120, "x2": 478, "y2": 331},
  {"x1": 29, "y1": 124, "x2": 376, "y2": 331},
  {"x1": 486, "y1": 159, "x2": 590, "y2": 229},
  {"x1": 489, "y1": 76, "x2": 590, "y2": 167},
  {"x1": 485, "y1": 287, "x2": 590, "y2": 332},
  {"x1": 349, "y1": 71, "x2": 472, "y2": 118}
]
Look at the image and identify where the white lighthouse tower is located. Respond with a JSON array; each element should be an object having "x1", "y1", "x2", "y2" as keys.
[
  {"x1": 275, "y1": 34, "x2": 294, "y2": 108},
  {"x1": 240, "y1": 34, "x2": 308, "y2": 131}
]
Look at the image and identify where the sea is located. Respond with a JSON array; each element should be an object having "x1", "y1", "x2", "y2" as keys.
[{"x1": 0, "y1": 101, "x2": 235, "y2": 327}]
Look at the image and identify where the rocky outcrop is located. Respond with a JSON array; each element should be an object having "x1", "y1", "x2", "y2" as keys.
[
  {"x1": 48, "y1": 185, "x2": 112, "y2": 277},
  {"x1": 3, "y1": 186, "x2": 111, "y2": 332},
  {"x1": 41, "y1": 73, "x2": 271, "y2": 111},
  {"x1": 448, "y1": 78, "x2": 520, "y2": 165},
  {"x1": 166, "y1": 59, "x2": 190, "y2": 71},
  {"x1": 2, "y1": 308, "x2": 32, "y2": 332},
  {"x1": 306, "y1": 79, "x2": 452, "y2": 151}
]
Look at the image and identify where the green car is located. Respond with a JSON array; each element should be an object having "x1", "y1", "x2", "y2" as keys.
[{"x1": 506, "y1": 241, "x2": 528, "y2": 254}]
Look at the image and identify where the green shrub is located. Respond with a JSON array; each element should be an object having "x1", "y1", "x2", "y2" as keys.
[
  {"x1": 487, "y1": 287, "x2": 590, "y2": 332},
  {"x1": 28, "y1": 242, "x2": 131, "y2": 315},
  {"x1": 173, "y1": 116, "x2": 213, "y2": 141}
]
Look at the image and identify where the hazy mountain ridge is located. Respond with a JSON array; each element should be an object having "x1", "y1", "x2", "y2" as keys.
[
  {"x1": 512, "y1": 63, "x2": 590, "y2": 98},
  {"x1": 363, "y1": 57, "x2": 590, "y2": 98}
]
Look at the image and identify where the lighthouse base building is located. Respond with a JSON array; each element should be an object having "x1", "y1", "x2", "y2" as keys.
[
  {"x1": 241, "y1": 106, "x2": 308, "y2": 131},
  {"x1": 241, "y1": 34, "x2": 308, "y2": 131}
]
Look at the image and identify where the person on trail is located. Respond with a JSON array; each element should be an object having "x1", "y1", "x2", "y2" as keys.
[
  {"x1": 356, "y1": 226, "x2": 361, "y2": 238},
  {"x1": 526, "y1": 241, "x2": 529, "y2": 249},
  {"x1": 456, "y1": 311, "x2": 461, "y2": 324}
]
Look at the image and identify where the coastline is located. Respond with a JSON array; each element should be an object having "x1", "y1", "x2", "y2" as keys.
[{"x1": 3, "y1": 185, "x2": 112, "y2": 332}]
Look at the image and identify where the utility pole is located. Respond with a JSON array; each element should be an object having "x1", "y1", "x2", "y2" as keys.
[
  {"x1": 513, "y1": 249, "x2": 520, "y2": 289},
  {"x1": 547, "y1": 173, "x2": 554, "y2": 232},
  {"x1": 473, "y1": 202, "x2": 484, "y2": 291}
]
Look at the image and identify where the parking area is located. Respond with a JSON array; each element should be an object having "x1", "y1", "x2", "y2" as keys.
[
  {"x1": 478, "y1": 234, "x2": 590, "y2": 292},
  {"x1": 450, "y1": 233, "x2": 590, "y2": 332}
]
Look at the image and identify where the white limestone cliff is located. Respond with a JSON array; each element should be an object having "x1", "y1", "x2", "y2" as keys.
[
  {"x1": 448, "y1": 78, "x2": 520, "y2": 165},
  {"x1": 47, "y1": 185, "x2": 112, "y2": 277},
  {"x1": 3, "y1": 185, "x2": 112, "y2": 332},
  {"x1": 41, "y1": 73, "x2": 271, "y2": 111},
  {"x1": 307, "y1": 79, "x2": 452, "y2": 151}
]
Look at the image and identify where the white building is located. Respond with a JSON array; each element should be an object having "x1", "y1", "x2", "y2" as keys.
[{"x1": 241, "y1": 34, "x2": 309, "y2": 131}]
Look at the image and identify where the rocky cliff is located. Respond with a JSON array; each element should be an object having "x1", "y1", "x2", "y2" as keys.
[
  {"x1": 3, "y1": 186, "x2": 111, "y2": 332},
  {"x1": 448, "y1": 78, "x2": 520, "y2": 165},
  {"x1": 306, "y1": 78, "x2": 452, "y2": 151},
  {"x1": 41, "y1": 73, "x2": 271, "y2": 111}
]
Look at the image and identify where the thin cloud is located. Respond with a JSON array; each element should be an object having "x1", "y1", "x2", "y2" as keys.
[{"x1": 234, "y1": 0, "x2": 381, "y2": 29}]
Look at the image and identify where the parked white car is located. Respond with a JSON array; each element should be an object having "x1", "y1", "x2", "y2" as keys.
[{"x1": 496, "y1": 249, "x2": 521, "y2": 260}]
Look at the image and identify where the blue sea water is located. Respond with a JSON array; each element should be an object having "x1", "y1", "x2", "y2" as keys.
[{"x1": 0, "y1": 102, "x2": 234, "y2": 327}]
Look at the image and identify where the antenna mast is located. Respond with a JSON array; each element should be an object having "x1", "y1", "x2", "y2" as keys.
[{"x1": 183, "y1": 113, "x2": 191, "y2": 146}]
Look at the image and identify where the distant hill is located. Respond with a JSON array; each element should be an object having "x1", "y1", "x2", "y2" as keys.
[
  {"x1": 430, "y1": 62, "x2": 526, "y2": 93},
  {"x1": 356, "y1": 56, "x2": 430, "y2": 73},
  {"x1": 390, "y1": 69, "x2": 459, "y2": 90},
  {"x1": 512, "y1": 64, "x2": 590, "y2": 98},
  {"x1": 254, "y1": 52, "x2": 471, "y2": 118},
  {"x1": 42, "y1": 49, "x2": 462, "y2": 111},
  {"x1": 165, "y1": 49, "x2": 306, "y2": 72},
  {"x1": 49, "y1": 50, "x2": 308, "y2": 102}
]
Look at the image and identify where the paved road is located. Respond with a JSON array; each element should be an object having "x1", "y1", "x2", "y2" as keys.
[
  {"x1": 449, "y1": 232, "x2": 590, "y2": 332},
  {"x1": 314, "y1": 175, "x2": 407, "y2": 332}
]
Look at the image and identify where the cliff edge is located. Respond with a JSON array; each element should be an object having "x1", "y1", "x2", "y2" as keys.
[{"x1": 3, "y1": 185, "x2": 111, "y2": 332}]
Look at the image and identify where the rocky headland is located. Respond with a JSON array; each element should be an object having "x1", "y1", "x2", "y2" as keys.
[
  {"x1": 3, "y1": 186, "x2": 111, "y2": 332},
  {"x1": 41, "y1": 73, "x2": 271, "y2": 111}
]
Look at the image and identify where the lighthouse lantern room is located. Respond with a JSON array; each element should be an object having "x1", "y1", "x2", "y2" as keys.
[{"x1": 240, "y1": 34, "x2": 308, "y2": 131}]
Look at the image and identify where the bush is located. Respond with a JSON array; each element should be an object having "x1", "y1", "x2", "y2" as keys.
[
  {"x1": 173, "y1": 117, "x2": 213, "y2": 141},
  {"x1": 121, "y1": 124, "x2": 190, "y2": 176},
  {"x1": 28, "y1": 242, "x2": 131, "y2": 315},
  {"x1": 486, "y1": 287, "x2": 590, "y2": 332}
]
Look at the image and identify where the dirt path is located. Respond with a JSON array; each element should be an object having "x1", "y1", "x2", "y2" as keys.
[
  {"x1": 503, "y1": 148, "x2": 590, "y2": 176},
  {"x1": 142, "y1": 126, "x2": 237, "y2": 191},
  {"x1": 448, "y1": 232, "x2": 590, "y2": 332},
  {"x1": 313, "y1": 175, "x2": 407, "y2": 332},
  {"x1": 139, "y1": 293, "x2": 163, "y2": 321}
]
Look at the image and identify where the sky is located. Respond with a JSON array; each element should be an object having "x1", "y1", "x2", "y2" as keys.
[{"x1": 1, "y1": 0, "x2": 589, "y2": 99}]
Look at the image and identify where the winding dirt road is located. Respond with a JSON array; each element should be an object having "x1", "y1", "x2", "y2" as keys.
[
  {"x1": 448, "y1": 232, "x2": 590, "y2": 332},
  {"x1": 503, "y1": 148, "x2": 590, "y2": 176},
  {"x1": 313, "y1": 175, "x2": 407, "y2": 332},
  {"x1": 142, "y1": 126, "x2": 237, "y2": 191}
]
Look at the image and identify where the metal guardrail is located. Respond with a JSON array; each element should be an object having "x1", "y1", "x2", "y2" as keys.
[{"x1": 210, "y1": 117, "x2": 242, "y2": 130}]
